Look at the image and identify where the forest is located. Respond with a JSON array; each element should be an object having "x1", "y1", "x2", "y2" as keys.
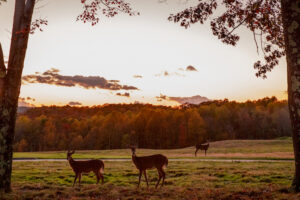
[{"x1": 13, "y1": 96, "x2": 291, "y2": 152}]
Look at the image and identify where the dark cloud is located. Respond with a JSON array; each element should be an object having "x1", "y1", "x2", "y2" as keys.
[
  {"x1": 169, "y1": 95, "x2": 210, "y2": 104},
  {"x1": 186, "y1": 65, "x2": 197, "y2": 72},
  {"x1": 116, "y1": 92, "x2": 130, "y2": 97},
  {"x1": 68, "y1": 101, "x2": 82, "y2": 106},
  {"x1": 22, "y1": 68, "x2": 139, "y2": 91},
  {"x1": 133, "y1": 75, "x2": 143, "y2": 79}
]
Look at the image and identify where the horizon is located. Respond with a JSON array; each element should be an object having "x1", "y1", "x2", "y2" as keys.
[
  {"x1": 18, "y1": 95, "x2": 286, "y2": 108},
  {"x1": 0, "y1": 0, "x2": 287, "y2": 108}
]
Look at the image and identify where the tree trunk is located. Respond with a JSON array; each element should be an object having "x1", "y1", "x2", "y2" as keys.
[
  {"x1": 0, "y1": 0, "x2": 35, "y2": 193},
  {"x1": 281, "y1": 0, "x2": 300, "y2": 192}
]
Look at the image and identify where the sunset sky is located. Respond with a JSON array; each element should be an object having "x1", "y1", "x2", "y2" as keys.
[{"x1": 0, "y1": 0, "x2": 287, "y2": 107}]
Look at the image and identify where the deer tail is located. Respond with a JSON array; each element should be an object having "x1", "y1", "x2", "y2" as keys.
[
  {"x1": 163, "y1": 158, "x2": 168, "y2": 169},
  {"x1": 100, "y1": 164, "x2": 104, "y2": 174}
]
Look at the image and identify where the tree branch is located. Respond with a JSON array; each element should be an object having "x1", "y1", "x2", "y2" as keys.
[
  {"x1": 11, "y1": 0, "x2": 25, "y2": 35},
  {"x1": 24, "y1": 0, "x2": 35, "y2": 17},
  {"x1": 99, "y1": 0, "x2": 124, "y2": 12},
  {"x1": 253, "y1": 31, "x2": 259, "y2": 55},
  {"x1": 227, "y1": 18, "x2": 247, "y2": 36},
  {"x1": 8, "y1": 0, "x2": 25, "y2": 67}
]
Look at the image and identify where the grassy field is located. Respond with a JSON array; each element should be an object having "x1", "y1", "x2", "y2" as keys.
[
  {"x1": 13, "y1": 137, "x2": 294, "y2": 160},
  {"x1": 3, "y1": 138, "x2": 298, "y2": 199},
  {"x1": 2, "y1": 160, "x2": 300, "y2": 199}
]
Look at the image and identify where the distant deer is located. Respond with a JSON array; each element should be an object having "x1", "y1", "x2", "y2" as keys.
[
  {"x1": 195, "y1": 141, "x2": 210, "y2": 157},
  {"x1": 67, "y1": 150, "x2": 104, "y2": 186},
  {"x1": 130, "y1": 146, "x2": 168, "y2": 189}
]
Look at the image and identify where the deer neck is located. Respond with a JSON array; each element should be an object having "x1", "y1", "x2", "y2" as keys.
[
  {"x1": 132, "y1": 154, "x2": 138, "y2": 166},
  {"x1": 68, "y1": 157, "x2": 75, "y2": 168}
]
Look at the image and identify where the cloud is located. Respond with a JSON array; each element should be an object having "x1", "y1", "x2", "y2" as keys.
[
  {"x1": 68, "y1": 101, "x2": 82, "y2": 106},
  {"x1": 22, "y1": 68, "x2": 139, "y2": 91},
  {"x1": 116, "y1": 92, "x2": 130, "y2": 97},
  {"x1": 155, "y1": 65, "x2": 197, "y2": 77},
  {"x1": 133, "y1": 75, "x2": 143, "y2": 79},
  {"x1": 186, "y1": 65, "x2": 197, "y2": 72},
  {"x1": 26, "y1": 97, "x2": 35, "y2": 101},
  {"x1": 155, "y1": 70, "x2": 185, "y2": 77},
  {"x1": 156, "y1": 94, "x2": 210, "y2": 104},
  {"x1": 169, "y1": 95, "x2": 210, "y2": 104},
  {"x1": 156, "y1": 94, "x2": 167, "y2": 101},
  {"x1": 18, "y1": 97, "x2": 35, "y2": 107}
]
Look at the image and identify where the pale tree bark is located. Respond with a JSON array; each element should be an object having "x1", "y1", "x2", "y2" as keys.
[
  {"x1": 281, "y1": 0, "x2": 300, "y2": 191},
  {"x1": 0, "y1": 0, "x2": 35, "y2": 193}
]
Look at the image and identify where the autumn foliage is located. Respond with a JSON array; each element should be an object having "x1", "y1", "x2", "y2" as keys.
[
  {"x1": 77, "y1": 0, "x2": 139, "y2": 26},
  {"x1": 14, "y1": 97, "x2": 290, "y2": 152}
]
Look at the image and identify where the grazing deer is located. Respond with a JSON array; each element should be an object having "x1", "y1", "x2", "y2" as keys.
[
  {"x1": 130, "y1": 146, "x2": 168, "y2": 189},
  {"x1": 67, "y1": 150, "x2": 104, "y2": 186},
  {"x1": 195, "y1": 142, "x2": 210, "y2": 157}
]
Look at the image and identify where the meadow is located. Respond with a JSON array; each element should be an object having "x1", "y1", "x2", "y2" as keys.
[
  {"x1": 2, "y1": 138, "x2": 299, "y2": 199},
  {"x1": 2, "y1": 161, "x2": 299, "y2": 199},
  {"x1": 14, "y1": 137, "x2": 294, "y2": 160}
]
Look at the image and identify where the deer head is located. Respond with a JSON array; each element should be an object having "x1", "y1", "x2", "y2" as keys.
[
  {"x1": 67, "y1": 150, "x2": 75, "y2": 161},
  {"x1": 130, "y1": 146, "x2": 137, "y2": 156}
]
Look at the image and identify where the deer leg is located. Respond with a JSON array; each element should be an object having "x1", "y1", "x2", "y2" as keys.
[
  {"x1": 143, "y1": 171, "x2": 149, "y2": 188},
  {"x1": 138, "y1": 170, "x2": 142, "y2": 188},
  {"x1": 161, "y1": 169, "x2": 166, "y2": 187},
  {"x1": 94, "y1": 171, "x2": 100, "y2": 184},
  {"x1": 205, "y1": 150, "x2": 207, "y2": 156},
  {"x1": 78, "y1": 173, "x2": 82, "y2": 186},
  {"x1": 155, "y1": 170, "x2": 162, "y2": 189},
  {"x1": 100, "y1": 172, "x2": 104, "y2": 184},
  {"x1": 195, "y1": 149, "x2": 199, "y2": 157},
  {"x1": 73, "y1": 173, "x2": 78, "y2": 187}
]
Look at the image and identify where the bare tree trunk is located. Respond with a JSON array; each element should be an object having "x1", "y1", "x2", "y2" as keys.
[
  {"x1": 281, "y1": 0, "x2": 300, "y2": 192},
  {"x1": 0, "y1": 0, "x2": 35, "y2": 193}
]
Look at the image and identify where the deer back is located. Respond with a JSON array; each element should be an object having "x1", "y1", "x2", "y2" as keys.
[
  {"x1": 196, "y1": 143, "x2": 209, "y2": 150},
  {"x1": 69, "y1": 159, "x2": 104, "y2": 173},
  {"x1": 132, "y1": 154, "x2": 168, "y2": 170}
]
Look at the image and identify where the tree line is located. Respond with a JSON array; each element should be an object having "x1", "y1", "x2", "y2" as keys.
[{"x1": 14, "y1": 97, "x2": 291, "y2": 152}]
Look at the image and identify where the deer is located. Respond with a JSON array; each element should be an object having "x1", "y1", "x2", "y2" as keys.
[
  {"x1": 195, "y1": 141, "x2": 210, "y2": 157},
  {"x1": 130, "y1": 146, "x2": 168, "y2": 189},
  {"x1": 67, "y1": 150, "x2": 104, "y2": 186}
]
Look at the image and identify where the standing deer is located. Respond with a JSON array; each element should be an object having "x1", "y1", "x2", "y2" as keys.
[
  {"x1": 67, "y1": 150, "x2": 104, "y2": 186},
  {"x1": 130, "y1": 146, "x2": 168, "y2": 189},
  {"x1": 195, "y1": 142, "x2": 210, "y2": 157}
]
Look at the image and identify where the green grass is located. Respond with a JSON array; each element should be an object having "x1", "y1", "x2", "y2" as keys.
[
  {"x1": 13, "y1": 138, "x2": 294, "y2": 160},
  {"x1": 2, "y1": 160, "x2": 299, "y2": 199},
  {"x1": 3, "y1": 138, "x2": 299, "y2": 199}
]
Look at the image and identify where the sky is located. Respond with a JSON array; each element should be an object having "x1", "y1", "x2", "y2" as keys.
[{"x1": 0, "y1": 0, "x2": 287, "y2": 107}]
